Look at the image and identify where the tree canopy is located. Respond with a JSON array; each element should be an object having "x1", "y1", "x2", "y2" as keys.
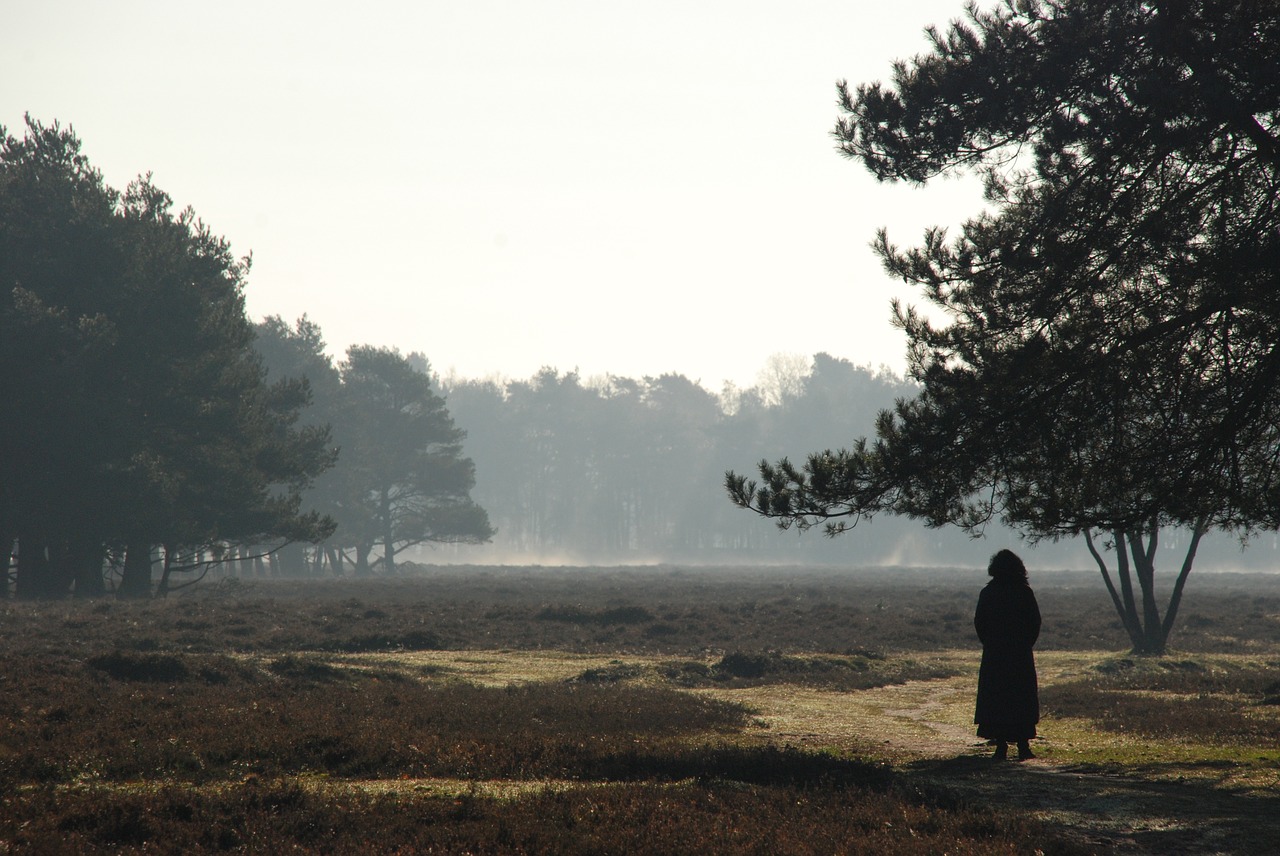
[
  {"x1": 0, "y1": 118, "x2": 333, "y2": 597},
  {"x1": 254, "y1": 320, "x2": 493, "y2": 575},
  {"x1": 728, "y1": 0, "x2": 1280, "y2": 653}
]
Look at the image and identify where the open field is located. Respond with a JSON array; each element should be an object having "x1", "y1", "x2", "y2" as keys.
[{"x1": 2, "y1": 565, "x2": 1279, "y2": 853}]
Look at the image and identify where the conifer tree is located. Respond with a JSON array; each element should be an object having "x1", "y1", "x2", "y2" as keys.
[{"x1": 729, "y1": 0, "x2": 1280, "y2": 653}]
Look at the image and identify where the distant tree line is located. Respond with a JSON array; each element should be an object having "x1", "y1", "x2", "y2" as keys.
[
  {"x1": 254, "y1": 319, "x2": 1276, "y2": 571},
  {"x1": 251, "y1": 329, "x2": 1103, "y2": 569},
  {"x1": 436, "y1": 354, "x2": 975, "y2": 564}
]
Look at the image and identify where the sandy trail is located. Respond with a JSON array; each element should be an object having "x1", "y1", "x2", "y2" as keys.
[
  {"x1": 699, "y1": 675, "x2": 983, "y2": 762},
  {"x1": 704, "y1": 673, "x2": 1280, "y2": 855},
  {"x1": 372, "y1": 649, "x2": 1280, "y2": 854}
]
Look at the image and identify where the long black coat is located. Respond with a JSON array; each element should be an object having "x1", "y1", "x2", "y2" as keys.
[{"x1": 973, "y1": 579, "x2": 1041, "y2": 740}]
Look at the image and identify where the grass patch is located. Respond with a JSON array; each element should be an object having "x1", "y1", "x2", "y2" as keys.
[{"x1": 1041, "y1": 655, "x2": 1280, "y2": 745}]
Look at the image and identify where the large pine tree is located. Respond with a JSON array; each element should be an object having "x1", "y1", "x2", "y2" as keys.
[
  {"x1": 729, "y1": 0, "x2": 1280, "y2": 653},
  {"x1": 0, "y1": 118, "x2": 333, "y2": 597}
]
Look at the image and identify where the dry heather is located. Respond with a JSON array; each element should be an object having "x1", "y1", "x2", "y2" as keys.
[{"x1": 1, "y1": 565, "x2": 1278, "y2": 853}]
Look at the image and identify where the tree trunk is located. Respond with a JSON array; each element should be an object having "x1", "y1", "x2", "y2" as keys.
[
  {"x1": 157, "y1": 546, "x2": 176, "y2": 597},
  {"x1": 41, "y1": 538, "x2": 79, "y2": 597},
  {"x1": 381, "y1": 489, "x2": 396, "y2": 575},
  {"x1": 237, "y1": 545, "x2": 254, "y2": 579},
  {"x1": 0, "y1": 532, "x2": 13, "y2": 598},
  {"x1": 70, "y1": 539, "x2": 105, "y2": 598},
  {"x1": 276, "y1": 542, "x2": 306, "y2": 576},
  {"x1": 1084, "y1": 530, "x2": 1142, "y2": 649},
  {"x1": 14, "y1": 537, "x2": 53, "y2": 599},
  {"x1": 119, "y1": 541, "x2": 153, "y2": 599},
  {"x1": 1125, "y1": 529, "x2": 1163, "y2": 654},
  {"x1": 1113, "y1": 530, "x2": 1141, "y2": 645},
  {"x1": 1087, "y1": 524, "x2": 1204, "y2": 656},
  {"x1": 1161, "y1": 522, "x2": 1206, "y2": 643}
]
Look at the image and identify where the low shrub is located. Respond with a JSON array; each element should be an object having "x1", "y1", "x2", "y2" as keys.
[
  {"x1": 87, "y1": 651, "x2": 191, "y2": 683},
  {"x1": 688, "y1": 651, "x2": 959, "y2": 690},
  {"x1": 536, "y1": 604, "x2": 655, "y2": 625},
  {"x1": 0, "y1": 771, "x2": 1084, "y2": 855},
  {"x1": 0, "y1": 652, "x2": 751, "y2": 786},
  {"x1": 1041, "y1": 658, "x2": 1280, "y2": 744}
]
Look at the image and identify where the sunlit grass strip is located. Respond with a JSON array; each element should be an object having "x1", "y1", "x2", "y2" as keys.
[
  {"x1": 32, "y1": 774, "x2": 687, "y2": 801},
  {"x1": 354, "y1": 649, "x2": 672, "y2": 686}
]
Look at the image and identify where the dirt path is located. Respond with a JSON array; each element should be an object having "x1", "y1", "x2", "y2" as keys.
[
  {"x1": 699, "y1": 675, "x2": 982, "y2": 762},
  {"x1": 705, "y1": 674, "x2": 1280, "y2": 855},
  {"x1": 375, "y1": 649, "x2": 1280, "y2": 854}
]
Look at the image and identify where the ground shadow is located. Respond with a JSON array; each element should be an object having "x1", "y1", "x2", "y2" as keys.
[
  {"x1": 580, "y1": 743, "x2": 895, "y2": 790},
  {"x1": 905, "y1": 754, "x2": 1280, "y2": 855}
]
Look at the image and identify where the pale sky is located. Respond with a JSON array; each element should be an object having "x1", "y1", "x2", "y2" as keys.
[{"x1": 3, "y1": 0, "x2": 984, "y2": 389}]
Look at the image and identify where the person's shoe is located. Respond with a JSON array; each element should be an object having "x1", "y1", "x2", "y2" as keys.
[
  {"x1": 1016, "y1": 741, "x2": 1035, "y2": 761},
  {"x1": 993, "y1": 742, "x2": 1008, "y2": 761}
]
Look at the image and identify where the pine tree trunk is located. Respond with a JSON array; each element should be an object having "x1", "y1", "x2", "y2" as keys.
[
  {"x1": 381, "y1": 489, "x2": 396, "y2": 575},
  {"x1": 35, "y1": 538, "x2": 80, "y2": 597},
  {"x1": 0, "y1": 532, "x2": 13, "y2": 598},
  {"x1": 276, "y1": 543, "x2": 306, "y2": 576},
  {"x1": 1087, "y1": 525, "x2": 1204, "y2": 656},
  {"x1": 1084, "y1": 530, "x2": 1143, "y2": 650},
  {"x1": 1161, "y1": 523, "x2": 1206, "y2": 644},
  {"x1": 1127, "y1": 529, "x2": 1166, "y2": 654},
  {"x1": 157, "y1": 546, "x2": 179, "y2": 597},
  {"x1": 14, "y1": 537, "x2": 53, "y2": 599},
  {"x1": 70, "y1": 539, "x2": 105, "y2": 597},
  {"x1": 1113, "y1": 531, "x2": 1143, "y2": 646},
  {"x1": 119, "y1": 540, "x2": 153, "y2": 598}
]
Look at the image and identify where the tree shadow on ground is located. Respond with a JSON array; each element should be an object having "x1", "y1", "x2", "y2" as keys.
[
  {"x1": 905, "y1": 754, "x2": 1280, "y2": 855},
  {"x1": 581, "y1": 743, "x2": 895, "y2": 790}
]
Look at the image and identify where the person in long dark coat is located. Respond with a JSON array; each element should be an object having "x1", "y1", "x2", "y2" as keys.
[{"x1": 974, "y1": 549, "x2": 1041, "y2": 761}]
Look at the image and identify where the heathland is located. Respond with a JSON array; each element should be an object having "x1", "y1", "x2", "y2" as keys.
[{"x1": 2, "y1": 565, "x2": 1279, "y2": 854}]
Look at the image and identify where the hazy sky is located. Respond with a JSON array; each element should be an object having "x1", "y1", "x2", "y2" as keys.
[{"x1": 4, "y1": 0, "x2": 985, "y2": 389}]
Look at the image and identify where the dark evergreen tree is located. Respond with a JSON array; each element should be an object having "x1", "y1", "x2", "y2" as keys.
[
  {"x1": 253, "y1": 315, "x2": 345, "y2": 575},
  {"x1": 0, "y1": 118, "x2": 333, "y2": 597},
  {"x1": 334, "y1": 346, "x2": 492, "y2": 573}
]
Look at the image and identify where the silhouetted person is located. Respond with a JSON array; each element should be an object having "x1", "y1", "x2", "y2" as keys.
[{"x1": 974, "y1": 549, "x2": 1040, "y2": 761}]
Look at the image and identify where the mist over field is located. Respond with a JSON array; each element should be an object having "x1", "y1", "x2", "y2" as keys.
[{"x1": 423, "y1": 360, "x2": 1280, "y2": 575}]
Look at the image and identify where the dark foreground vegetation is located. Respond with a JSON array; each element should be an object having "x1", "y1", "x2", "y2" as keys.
[{"x1": 2, "y1": 566, "x2": 1279, "y2": 853}]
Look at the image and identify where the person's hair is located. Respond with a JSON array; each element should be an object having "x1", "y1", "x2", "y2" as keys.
[{"x1": 988, "y1": 549, "x2": 1028, "y2": 583}]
